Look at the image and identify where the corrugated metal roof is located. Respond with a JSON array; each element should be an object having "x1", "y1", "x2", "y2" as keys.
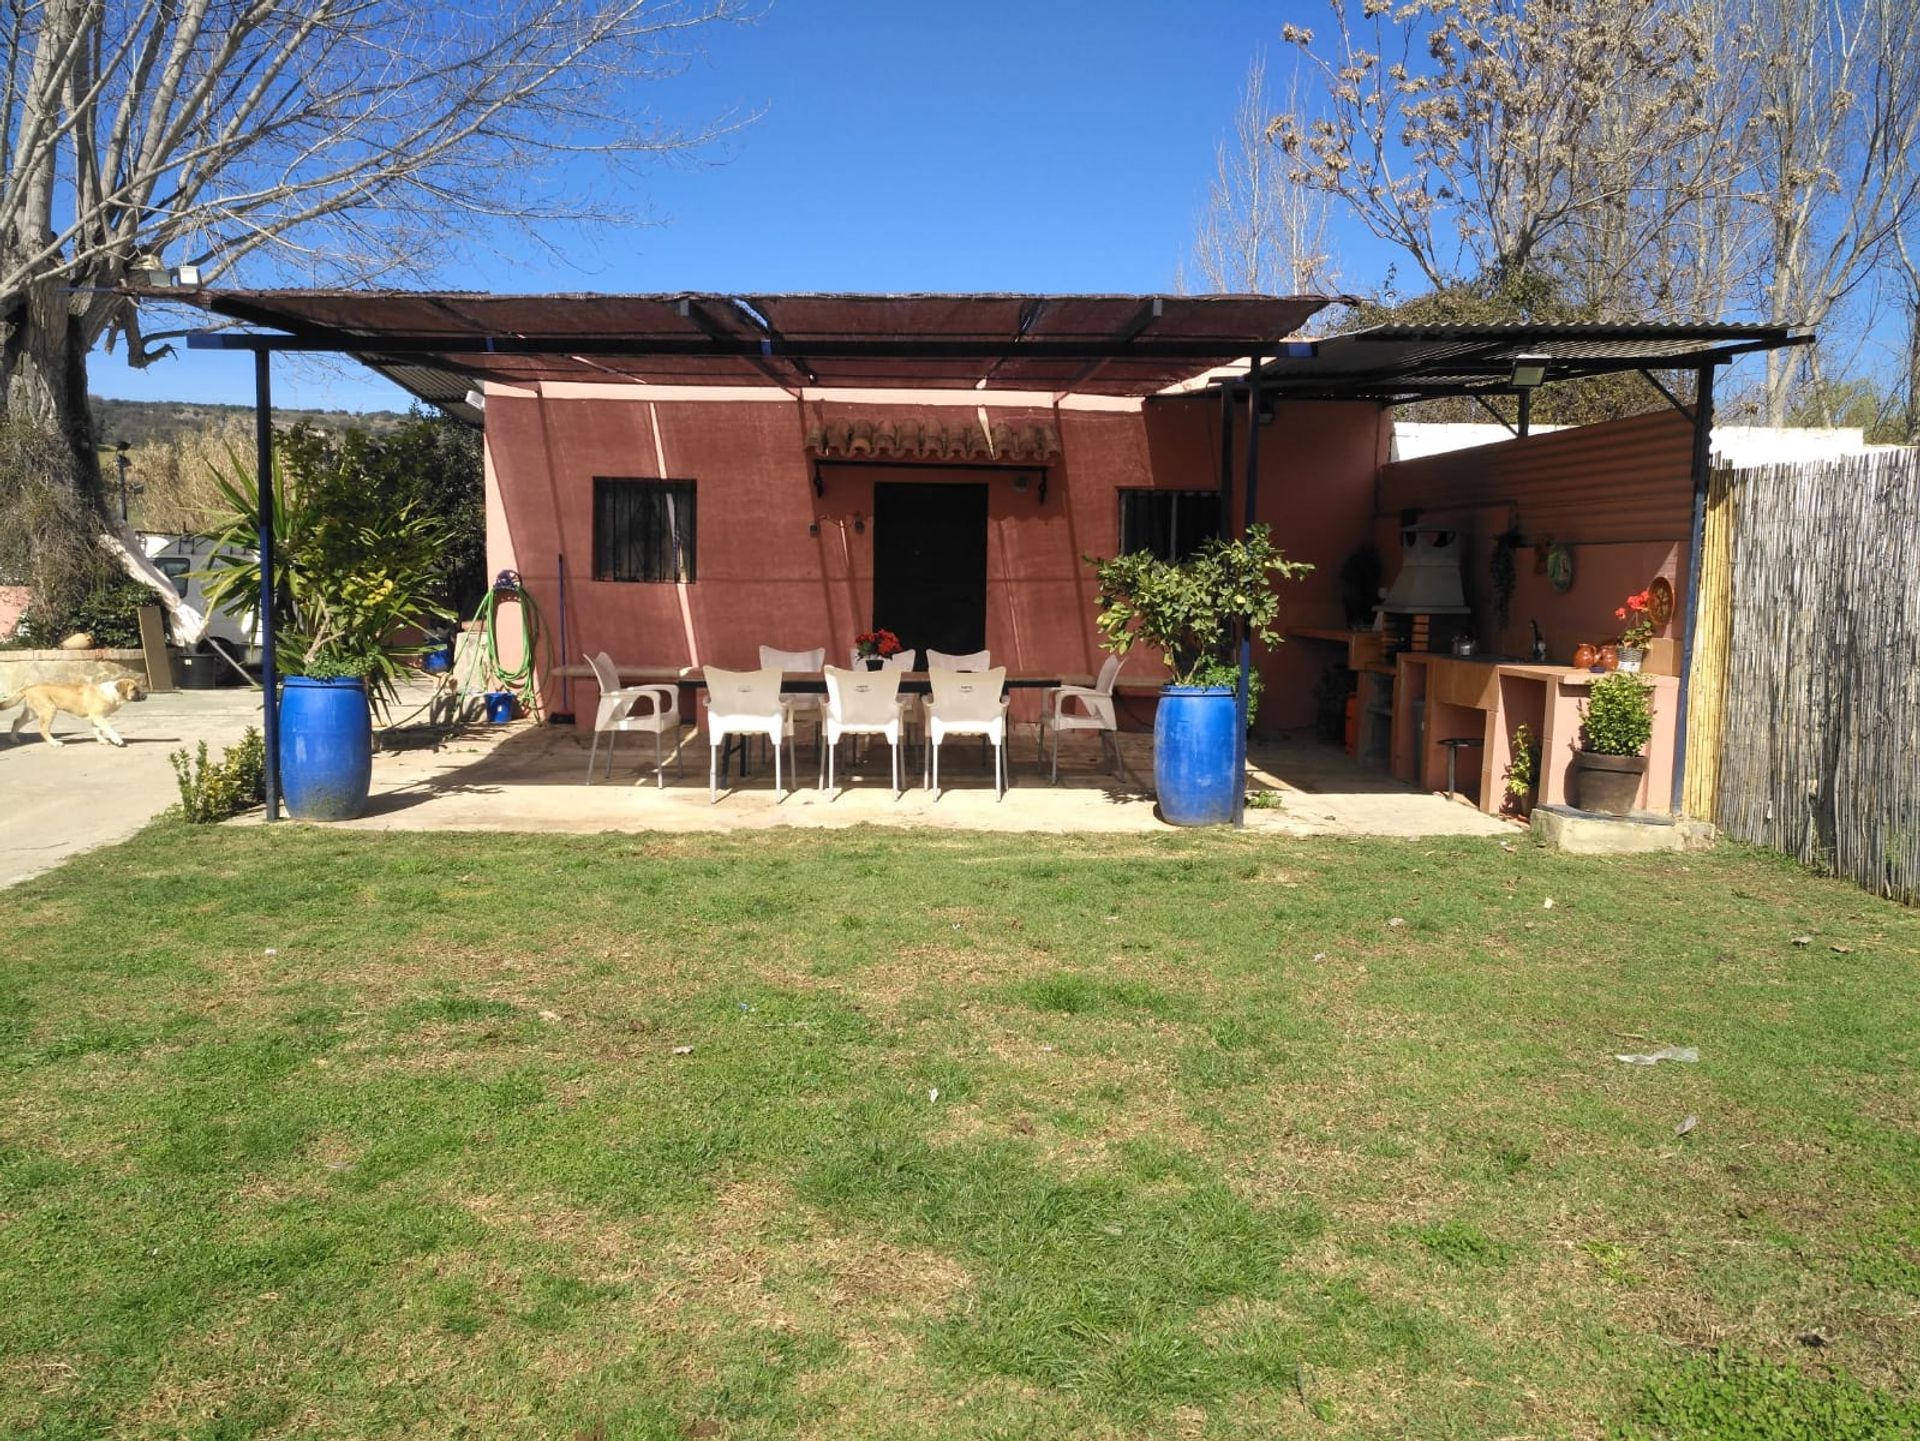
[
  {"x1": 1221, "y1": 322, "x2": 1804, "y2": 403},
  {"x1": 177, "y1": 289, "x2": 1338, "y2": 406}
]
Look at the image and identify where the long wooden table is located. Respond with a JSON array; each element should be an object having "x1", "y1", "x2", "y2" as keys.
[
  {"x1": 551, "y1": 665, "x2": 1082, "y2": 779},
  {"x1": 552, "y1": 664, "x2": 1088, "y2": 693}
]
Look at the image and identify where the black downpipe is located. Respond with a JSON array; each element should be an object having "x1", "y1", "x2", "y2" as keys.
[
  {"x1": 1233, "y1": 353, "x2": 1264, "y2": 828},
  {"x1": 1670, "y1": 362, "x2": 1715, "y2": 815},
  {"x1": 255, "y1": 349, "x2": 280, "y2": 821},
  {"x1": 1217, "y1": 378, "x2": 1235, "y2": 538}
]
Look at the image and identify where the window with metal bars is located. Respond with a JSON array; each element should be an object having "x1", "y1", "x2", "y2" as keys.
[
  {"x1": 592, "y1": 478, "x2": 697, "y2": 582},
  {"x1": 1117, "y1": 489, "x2": 1222, "y2": 562}
]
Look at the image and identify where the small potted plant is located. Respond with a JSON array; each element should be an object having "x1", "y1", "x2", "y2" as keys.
[
  {"x1": 1503, "y1": 722, "x2": 1539, "y2": 818},
  {"x1": 1089, "y1": 523, "x2": 1311, "y2": 825},
  {"x1": 1571, "y1": 671, "x2": 1654, "y2": 815},
  {"x1": 853, "y1": 628, "x2": 902, "y2": 669},
  {"x1": 1613, "y1": 589, "x2": 1655, "y2": 672}
]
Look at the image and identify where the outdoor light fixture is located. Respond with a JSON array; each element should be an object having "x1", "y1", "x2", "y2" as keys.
[
  {"x1": 1012, "y1": 473, "x2": 1028, "y2": 493},
  {"x1": 853, "y1": 513, "x2": 865, "y2": 535},
  {"x1": 1509, "y1": 353, "x2": 1551, "y2": 389},
  {"x1": 463, "y1": 389, "x2": 487, "y2": 413},
  {"x1": 807, "y1": 521, "x2": 820, "y2": 537}
]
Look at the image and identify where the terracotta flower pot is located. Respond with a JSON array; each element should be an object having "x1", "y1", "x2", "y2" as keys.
[{"x1": 1570, "y1": 749, "x2": 1647, "y2": 815}]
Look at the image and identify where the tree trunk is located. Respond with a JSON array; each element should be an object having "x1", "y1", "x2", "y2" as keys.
[{"x1": 0, "y1": 274, "x2": 107, "y2": 511}]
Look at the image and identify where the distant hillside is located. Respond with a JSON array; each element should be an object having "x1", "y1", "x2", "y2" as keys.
[{"x1": 90, "y1": 396, "x2": 413, "y2": 449}]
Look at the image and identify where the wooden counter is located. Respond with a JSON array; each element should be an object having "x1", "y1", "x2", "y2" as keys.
[{"x1": 1393, "y1": 654, "x2": 1680, "y2": 814}]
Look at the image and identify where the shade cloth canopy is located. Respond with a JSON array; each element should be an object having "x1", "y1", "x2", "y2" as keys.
[{"x1": 177, "y1": 290, "x2": 1340, "y2": 417}]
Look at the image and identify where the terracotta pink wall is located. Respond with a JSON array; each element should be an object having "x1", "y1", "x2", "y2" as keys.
[
  {"x1": 483, "y1": 388, "x2": 1387, "y2": 731},
  {"x1": 1374, "y1": 411, "x2": 1696, "y2": 664},
  {"x1": 0, "y1": 586, "x2": 27, "y2": 639}
]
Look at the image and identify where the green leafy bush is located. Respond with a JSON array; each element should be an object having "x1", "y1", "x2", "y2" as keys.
[
  {"x1": 1504, "y1": 723, "x2": 1538, "y2": 800},
  {"x1": 1580, "y1": 672, "x2": 1654, "y2": 756},
  {"x1": 1088, "y1": 524, "x2": 1311, "y2": 695},
  {"x1": 171, "y1": 727, "x2": 266, "y2": 823},
  {"x1": 9, "y1": 574, "x2": 154, "y2": 650}
]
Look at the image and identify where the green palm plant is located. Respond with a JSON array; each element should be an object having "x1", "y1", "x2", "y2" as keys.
[{"x1": 198, "y1": 434, "x2": 453, "y2": 710}]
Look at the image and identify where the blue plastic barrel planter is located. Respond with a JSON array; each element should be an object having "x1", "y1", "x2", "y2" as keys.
[
  {"x1": 279, "y1": 676, "x2": 373, "y2": 821},
  {"x1": 1153, "y1": 684, "x2": 1242, "y2": 826}
]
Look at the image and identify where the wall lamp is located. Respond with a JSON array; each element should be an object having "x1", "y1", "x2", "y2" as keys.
[{"x1": 1509, "y1": 353, "x2": 1551, "y2": 389}]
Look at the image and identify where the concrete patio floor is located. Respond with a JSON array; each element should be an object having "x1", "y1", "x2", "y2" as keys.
[{"x1": 317, "y1": 715, "x2": 1515, "y2": 839}]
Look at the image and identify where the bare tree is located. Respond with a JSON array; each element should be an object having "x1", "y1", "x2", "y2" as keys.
[
  {"x1": 0, "y1": 0, "x2": 755, "y2": 503},
  {"x1": 1188, "y1": 53, "x2": 1334, "y2": 297},
  {"x1": 1731, "y1": 0, "x2": 1920, "y2": 421},
  {"x1": 1268, "y1": 0, "x2": 1725, "y2": 301}
]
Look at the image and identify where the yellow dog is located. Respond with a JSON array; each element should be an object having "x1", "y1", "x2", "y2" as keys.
[{"x1": 3, "y1": 677, "x2": 148, "y2": 746}]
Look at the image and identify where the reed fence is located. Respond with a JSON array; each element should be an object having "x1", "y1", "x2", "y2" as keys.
[{"x1": 1701, "y1": 449, "x2": 1920, "y2": 903}]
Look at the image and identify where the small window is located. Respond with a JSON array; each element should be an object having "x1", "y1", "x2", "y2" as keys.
[
  {"x1": 1117, "y1": 489, "x2": 1222, "y2": 562},
  {"x1": 594, "y1": 478, "x2": 696, "y2": 582}
]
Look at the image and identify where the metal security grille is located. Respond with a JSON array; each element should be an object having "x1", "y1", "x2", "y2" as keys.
[
  {"x1": 1117, "y1": 489, "x2": 1222, "y2": 561},
  {"x1": 593, "y1": 478, "x2": 696, "y2": 582}
]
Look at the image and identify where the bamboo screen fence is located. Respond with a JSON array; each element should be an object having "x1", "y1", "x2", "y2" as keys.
[{"x1": 1699, "y1": 449, "x2": 1920, "y2": 903}]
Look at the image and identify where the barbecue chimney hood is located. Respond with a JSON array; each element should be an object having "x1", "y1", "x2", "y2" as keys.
[{"x1": 1380, "y1": 526, "x2": 1470, "y2": 614}]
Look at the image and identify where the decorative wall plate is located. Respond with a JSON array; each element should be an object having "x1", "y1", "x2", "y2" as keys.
[
  {"x1": 1647, "y1": 574, "x2": 1675, "y2": 627},
  {"x1": 1546, "y1": 544, "x2": 1575, "y2": 593}
]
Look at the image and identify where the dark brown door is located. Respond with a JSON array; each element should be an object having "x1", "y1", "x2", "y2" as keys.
[{"x1": 872, "y1": 481, "x2": 988, "y2": 659}]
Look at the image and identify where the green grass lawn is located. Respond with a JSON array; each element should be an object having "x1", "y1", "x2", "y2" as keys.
[{"x1": 3, "y1": 824, "x2": 1918, "y2": 1439}]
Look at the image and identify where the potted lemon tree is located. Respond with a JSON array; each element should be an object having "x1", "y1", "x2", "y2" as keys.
[{"x1": 1089, "y1": 523, "x2": 1310, "y2": 825}]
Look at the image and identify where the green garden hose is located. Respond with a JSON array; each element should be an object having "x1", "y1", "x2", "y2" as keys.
[{"x1": 476, "y1": 571, "x2": 544, "y2": 718}]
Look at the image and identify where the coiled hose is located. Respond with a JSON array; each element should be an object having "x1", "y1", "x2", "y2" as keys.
[{"x1": 475, "y1": 570, "x2": 544, "y2": 719}]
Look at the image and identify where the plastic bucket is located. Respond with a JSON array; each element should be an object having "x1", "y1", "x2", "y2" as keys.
[
  {"x1": 1153, "y1": 685, "x2": 1242, "y2": 826},
  {"x1": 484, "y1": 691, "x2": 516, "y2": 724},
  {"x1": 279, "y1": 676, "x2": 373, "y2": 821}
]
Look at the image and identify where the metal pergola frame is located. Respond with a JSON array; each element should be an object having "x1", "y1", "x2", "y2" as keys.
[
  {"x1": 1207, "y1": 322, "x2": 1814, "y2": 817},
  {"x1": 181, "y1": 292, "x2": 1318, "y2": 825},
  {"x1": 178, "y1": 297, "x2": 1807, "y2": 826}
]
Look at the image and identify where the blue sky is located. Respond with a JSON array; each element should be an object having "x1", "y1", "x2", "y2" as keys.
[{"x1": 105, "y1": 2, "x2": 1354, "y2": 414}]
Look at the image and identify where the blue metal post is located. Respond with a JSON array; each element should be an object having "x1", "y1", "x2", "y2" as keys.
[{"x1": 255, "y1": 348, "x2": 280, "y2": 821}]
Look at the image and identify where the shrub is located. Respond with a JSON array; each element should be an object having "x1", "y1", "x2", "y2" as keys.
[
  {"x1": 1580, "y1": 672, "x2": 1654, "y2": 756},
  {"x1": 171, "y1": 727, "x2": 266, "y2": 823},
  {"x1": 9, "y1": 574, "x2": 154, "y2": 650}
]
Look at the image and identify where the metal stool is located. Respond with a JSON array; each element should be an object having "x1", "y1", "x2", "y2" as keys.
[{"x1": 1440, "y1": 737, "x2": 1482, "y2": 798}]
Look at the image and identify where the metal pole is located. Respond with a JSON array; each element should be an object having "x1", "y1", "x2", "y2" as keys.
[
  {"x1": 1669, "y1": 362, "x2": 1715, "y2": 816},
  {"x1": 1517, "y1": 388, "x2": 1532, "y2": 438},
  {"x1": 115, "y1": 445, "x2": 130, "y2": 522},
  {"x1": 1217, "y1": 376, "x2": 1235, "y2": 538},
  {"x1": 1232, "y1": 351, "x2": 1265, "y2": 829},
  {"x1": 255, "y1": 348, "x2": 281, "y2": 821}
]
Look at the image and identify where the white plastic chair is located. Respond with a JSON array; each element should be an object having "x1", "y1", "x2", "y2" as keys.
[
  {"x1": 925, "y1": 666, "x2": 1009, "y2": 800},
  {"x1": 820, "y1": 666, "x2": 906, "y2": 799},
  {"x1": 703, "y1": 666, "x2": 797, "y2": 803},
  {"x1": 585, "y1": 652, "x2": 682, "y2": 787},
  {"x1": 925, "y1": 647, "x2": 990, "y2": 670},
  {"x1": 847, "y1": 647, "x2": 923, "y2": 766},
  {"x1": 760, "y1": 644, "x2": 825, "y2": 756},
  {"x1": 1039, "y1": 654, "x2": 1124, "y2": 784},
  {"x1": 922, "y1": 649, "x2": 990, "y2": 763}
]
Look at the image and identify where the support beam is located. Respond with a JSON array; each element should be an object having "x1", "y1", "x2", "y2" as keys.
[
  {"x1": 1637, "y1": 368, "x2": 1695, "y2": 419},
  {"x1": 1216, "y1": 374, "x2": 1235, "y2": 537},
  {"x1": 1232, "y1": 350, "x2": 1264, "y2": 829},
  {"x1": 1516, "y1": 388, "x2": 1532, "y2": 437},
  {"x1": 254, "y1": 350, "x2": 281, "y2": 821},
  {"x1": 1670, "y1": 363, "x2": 1716, "y2": 815},
  {"x1": 1470, "y1": 393, "x2": 1519, "y2": 436}
]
